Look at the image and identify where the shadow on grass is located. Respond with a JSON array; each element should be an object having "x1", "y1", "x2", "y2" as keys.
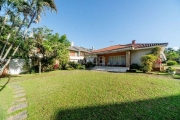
[
  {"x1": 0, "y1": 77, "x2": 10, "y2": 92},
  {"x1": 54, "y1": 94, "x2": 180, "y2": 120}
]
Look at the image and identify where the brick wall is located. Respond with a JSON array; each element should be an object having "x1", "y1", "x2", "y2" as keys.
[{"x1": 70, "y1": 51, "x2": 76, "y2": 56}]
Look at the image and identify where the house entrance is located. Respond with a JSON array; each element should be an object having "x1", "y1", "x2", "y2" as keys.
[{"x1": 98, "y1": 56, "x2": 105, "y2": 66}]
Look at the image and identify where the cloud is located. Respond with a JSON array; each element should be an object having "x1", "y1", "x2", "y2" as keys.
[{"x1": 173, "y1": 47, "x2": 179, "y2": 51}]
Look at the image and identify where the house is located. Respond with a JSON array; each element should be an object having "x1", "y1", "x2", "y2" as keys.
[
  {"x1": 86, "y1": 40, "x2": 168, "y2": 71},
  {"x1": 68, "y1": 42, "x2": 92, "y2": 62}
]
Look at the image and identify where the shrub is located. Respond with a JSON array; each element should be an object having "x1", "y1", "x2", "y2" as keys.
[
  {"x1": 140, "y1": 54, "x2": 156, "y2": 73},
  {"x1": 65, "y1": 61, "x2": 85, "y2": 70},
  {"x1": 53, "y1": 64, "x2": 59, "y2": 69},
  {"x1": 130, "y1": 63, "x2": 140, "y2": 70},
  {"x1": 78, "y1": 65, "x2": 85, "y2": 70},
  {"x1": 167, "y1": 61, "x2": 178, "y2": 66},
  {"x1": 68, "y1": 61, "x2": 79, "y2": 69},
  {"x1": 85, "y1": 62, "x2": 95, "y2": 69}
]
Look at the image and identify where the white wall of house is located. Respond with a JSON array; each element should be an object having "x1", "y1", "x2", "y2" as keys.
[
  {"x1": 131, "y1": 48, "x2": 152, "y2": 65},
  {"x1": 131, "y1": 46, "x2": 167, "y2": 65},
  {"x1": 8, "y1": 59, "x2": 26, "y2": 75}
]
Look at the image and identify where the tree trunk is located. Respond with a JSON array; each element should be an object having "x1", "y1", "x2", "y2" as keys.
[
  {"x1": 0, "y1": 43, "x2": 21, "y2": 76},
  {"x1": 1, "y1": 17, "x2": 26, "y2": 62},
  {"x1": 0, "y1": 12, "x2": 36, "y2": 76},
  {"x1": 0, "y1": 33, "x2": 11, "y2": 60}
]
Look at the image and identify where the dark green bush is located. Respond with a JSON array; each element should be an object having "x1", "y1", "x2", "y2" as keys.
[
  {"x1": 68, "y1": 61, "x2": 79, "y2": 69},
  {"x1": 85, "y1": 62, "x2": 95, "y2": 69},
  {"x1": 130, "y1": 63, "x2": 140, "y2": 70},
  {"x1": 65, "y1": 61, "x2": 85, "y2": 70},
  {"x1": 167, "y1": 61, "x2": 178, "y2": 66}
]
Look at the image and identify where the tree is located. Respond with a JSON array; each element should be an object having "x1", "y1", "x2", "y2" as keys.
[
  {"x1": 28, "y1": 26, "x2": 70, "y2": 72},
  {"x1": 164, "y1": 47, "x2": 180, "y2": 63},
  {"x1": 0, "y1": 0, "x2": 57, "y2": 76}
]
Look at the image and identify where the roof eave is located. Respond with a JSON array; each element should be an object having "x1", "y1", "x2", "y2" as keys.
[{"x1": 93, "y1": 47, "x2": 131, "y2": 54}]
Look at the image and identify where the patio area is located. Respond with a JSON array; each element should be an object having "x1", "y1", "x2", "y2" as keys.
[{"x1": 91, "y1": 66, "x2": 129, "y2": 72}]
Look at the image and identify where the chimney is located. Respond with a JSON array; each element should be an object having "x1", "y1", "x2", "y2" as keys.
[
  {"x1": 71, "y1": 41, "x2": 74, "y2": 46},
  {"x1": 132, "y1": 40, "x2": 136, "y2": 44}
]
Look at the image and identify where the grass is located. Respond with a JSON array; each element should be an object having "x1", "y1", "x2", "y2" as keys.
[
  {"x1": 1, "y1": 70, "x2": 180, "y2": 120},
  {"x1": 0, "y1": 77, "x2": 13, "y2": 120}
]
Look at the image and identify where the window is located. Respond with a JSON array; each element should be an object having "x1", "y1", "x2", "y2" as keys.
[{"x1": 108, "y1": 56, "x2": 126, "y2": 66}]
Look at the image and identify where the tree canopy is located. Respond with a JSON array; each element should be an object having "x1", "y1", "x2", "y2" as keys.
[
  {"x1": 28, "y1": 26, "x2": 71, "y2": 72},
  {"x1": 0, "y1": 0, "x2": 57, "y2": 76}
]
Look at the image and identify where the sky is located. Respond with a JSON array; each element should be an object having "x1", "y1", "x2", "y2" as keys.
[{"x1": 32, "y1": 0, "x2": 180, "y2": 50}]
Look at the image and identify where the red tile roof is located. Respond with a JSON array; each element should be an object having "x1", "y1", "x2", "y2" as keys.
[{"x1": 93, "y1": 43, "x2": 168, "y2": 53}]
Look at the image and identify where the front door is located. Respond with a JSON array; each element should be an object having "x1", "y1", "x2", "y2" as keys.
[{"x1": 98, "y1": 56, "x2": 105, "y2": 66}]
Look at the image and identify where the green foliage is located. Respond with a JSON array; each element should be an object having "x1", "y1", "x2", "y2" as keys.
[
  {"x1": 164, "y1": 47, "x2": 180, "y2": 63},
  {"x1": 151, "y1": 46, "x2": 161, "y2": 56},
  {"x1": 85, "y1": 62, "x2": 96, "y2": 69},
  {"x1": 166, "y1": 67, "x2": 176, "y2": 75},
  {"x1": 27, "y1": 26, "x2": 71, "y2": 73},
  {"x1": 130, "y1": 63, "x2": 140, "y2": 70},
  {"x1": 140, "y1": 54, "x2": 156, "y2": 73},
  {"x1": 167, "y1": 61, "x2": 178, "y2": 66},
  {"x1": 65, "y1": 61, "x2": 85, "y2": 70},
  {"x1": 140, "y1": 46, "x2": 162, "y2": 73},
  {"x1": 166, "y1": 67, "x2": 176, "y2": 72}
]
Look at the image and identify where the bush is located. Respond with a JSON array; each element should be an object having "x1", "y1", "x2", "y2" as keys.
[
  {"x1": 167, "y1": 61, "x2": 178, "y2": 66},
  {"x1": 85, "y1": 62, "x2": 95, "y2": 69},
  {"x1": 130, "y1": 63, "x2": 140, "y2": 70},
  {"x1": 29, "y1": 65, "x2": 39, "y2": 74},
  {"x1": 53, "y1": 64, "x2": 59, "y2": 69},
  {"x1": 78, "y1": 65, "x2": 85, "y2": 70},
  {"x1": 65, "y1": 61, "x2": 85, "y2": 70},
  {"x1": 140, "y1": 54, "x2": 157, "y2": 73},
  {"x1": 68, "y1": 61, "x2": 79, "y2": 69}
]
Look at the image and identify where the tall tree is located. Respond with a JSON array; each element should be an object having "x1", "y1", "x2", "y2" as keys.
[
  {"x1": 28, "y1": 26, "x2": 70, "y2": 72},
  {"x1": 0, "y1": 0, "x2": 57, "y2": 76}
]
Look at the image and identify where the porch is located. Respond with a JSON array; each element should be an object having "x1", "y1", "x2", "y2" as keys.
[
  {"x1": 86, "y1": 51, "x2": 131, "y2": 67},
  {"x1": 91, "y1": 66, "x2": 129, "y2": 72}
]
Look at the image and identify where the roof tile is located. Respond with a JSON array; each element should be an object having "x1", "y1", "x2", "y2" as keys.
[{"x1": 93, "y1": 43, "x2": 168, "y2": 53}]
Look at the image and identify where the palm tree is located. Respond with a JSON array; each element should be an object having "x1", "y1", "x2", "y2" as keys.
[{"x1": 0, "y1": 0, "x2": 57, "y2": 76}]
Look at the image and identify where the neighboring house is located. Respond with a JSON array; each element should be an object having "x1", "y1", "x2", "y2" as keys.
[
  {"x1": 86, "y1": 40, "x2": 168, "y2": 71},
  {"x1": 68, "y1": 43, "x2": 92, "y2": 62}
]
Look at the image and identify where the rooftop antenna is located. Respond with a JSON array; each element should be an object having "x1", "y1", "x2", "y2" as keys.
[{"x1": 109, "y1": 41, "x2": 114, "y2": 45}]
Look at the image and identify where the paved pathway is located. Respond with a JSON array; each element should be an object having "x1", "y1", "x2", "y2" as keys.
[{"x1": 7, "y1": 84, "x2": 28, "y2": 120}]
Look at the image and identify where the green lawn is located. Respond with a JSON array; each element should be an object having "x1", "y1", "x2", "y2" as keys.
[
  {"x1": 0, "y1": 77, "x2": 13, "y2": 120},
  {"x1": 1, "y1": 70, "x2": 180, "y2": 120}
]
